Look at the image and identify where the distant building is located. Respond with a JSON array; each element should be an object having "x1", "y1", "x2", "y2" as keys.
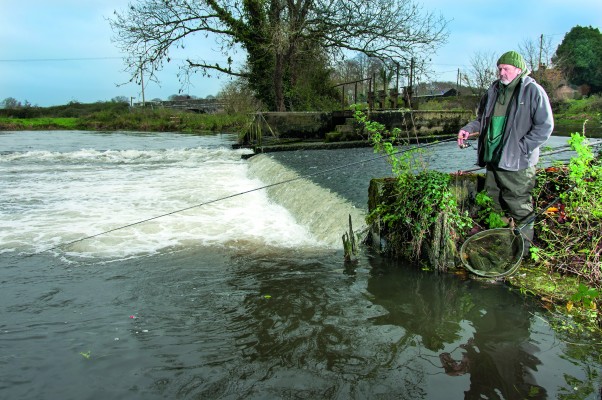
[
  {"x1": 132, "y1": 98, "x2": 225, "y2": 113},
  {"x1": 414, "y1": 88, "x2": 458, "y2": 101},
  {"x1": 554, "y1": 84, "x2": 580, "y2": 100}
]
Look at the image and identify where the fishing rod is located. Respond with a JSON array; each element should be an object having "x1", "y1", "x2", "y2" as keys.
[
  {"x1": 457, "y1": 138, "x2": 602, "y2": 174},
  {"x1": 30, "y1": 135, "x2": 601, "y2": 256},
  {"x1": 30, "y1": 136, "x2": 459, "y2": 256}
]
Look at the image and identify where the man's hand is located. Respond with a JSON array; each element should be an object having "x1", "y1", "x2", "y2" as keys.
[{"x1": 457, "y1": 130, "x2": 470, "y2": 148}]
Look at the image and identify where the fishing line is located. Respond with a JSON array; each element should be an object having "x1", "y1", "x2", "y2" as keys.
[
  {"x1": 30, "y1": 137, "x2": 458, "y2": 256},
  {"x1": 458, "y1": 139, "x2": 602, "y2": 174},
  {"x1": 29, "y1": 136, "x2": 601, "y2": 256}
]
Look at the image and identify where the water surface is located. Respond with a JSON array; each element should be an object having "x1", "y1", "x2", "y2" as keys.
[{"x1": 1, "y1": 130, "x2": 600, "y2": 399}]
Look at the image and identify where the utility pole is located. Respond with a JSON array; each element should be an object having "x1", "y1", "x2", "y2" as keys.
[
  {"x1": 139, "y1": 58, "x2": 146, "y2": 107},
  {"x1": 538, "y1": 34, "x2": 543, "y2": 70},
  {"x1": 457, "y1": 68, "x2": 461, "y2": 92}
]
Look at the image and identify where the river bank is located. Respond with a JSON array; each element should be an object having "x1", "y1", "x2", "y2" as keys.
[
  {"x1": 1, "y1": 96, "x2": 601, "y2": 140},
  {"x1": 0, "y1": 107, "x2": 248, "y2": 133}
]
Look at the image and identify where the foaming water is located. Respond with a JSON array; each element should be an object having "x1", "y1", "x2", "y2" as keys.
[
  {"x1": 0, "y1": 131, "x2": 334, "y2": 259},
  {"x1": 248, "y1": 154, "x2": 367, "y2": 248}
]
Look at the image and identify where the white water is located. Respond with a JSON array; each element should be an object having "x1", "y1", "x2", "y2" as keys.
[
  {"x1": 0, "y1": 132, "x2": 352, "y2": 259},
  {"x1": 248, "y1": 154, "x2": 367, "y2": 247}
]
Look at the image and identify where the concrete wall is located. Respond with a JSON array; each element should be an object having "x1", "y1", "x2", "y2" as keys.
[
  {"x1": 260, "y1": 110, "x2": 474, "y2": 138},
  {"x1": 368, "y1": 110, "x2": 474, "y2": 137},
  {"x1": 260, "y1": 112, "x2": 335, "y2": 139}
]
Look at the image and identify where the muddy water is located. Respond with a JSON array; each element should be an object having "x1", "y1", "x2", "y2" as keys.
[{"x1": 1, "y1": 131, "x2": 600, "y2": 399}]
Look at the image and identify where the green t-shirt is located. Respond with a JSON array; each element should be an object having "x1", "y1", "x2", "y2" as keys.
[{"x1": 483, "y1": 116, "x2": 506, "y2": 163}]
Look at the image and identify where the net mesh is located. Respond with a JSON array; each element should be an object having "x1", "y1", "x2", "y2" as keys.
[{"x1": 460, "y1": 228, "x2": 524, "y2": 277}]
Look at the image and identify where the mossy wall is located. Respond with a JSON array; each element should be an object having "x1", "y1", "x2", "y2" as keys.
[
  {"x1": 260, "y1": 112, "x2": 335, "y2": 138},
  {"x1": 260, "y1": 110, "x2": 475, "y2": 139},
  {"x1": 368, "y1": 110, "x2": 474, "y2": 137},
  {"x1": 365, "y1": 173, "x2": 485, "y2": 270}
]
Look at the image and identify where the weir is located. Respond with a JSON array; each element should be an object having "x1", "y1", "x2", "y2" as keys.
[{"x1": 247, "y1": 154, "x2": 367, "y2": 248}]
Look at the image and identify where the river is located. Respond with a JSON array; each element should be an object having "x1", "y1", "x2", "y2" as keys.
[{"x1": 1, "y1": 130, "x2": 600, "y2": 399}]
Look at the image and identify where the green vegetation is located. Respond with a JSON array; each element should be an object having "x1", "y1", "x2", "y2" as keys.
[
  {"x1": 554, "y1": 25, "x2": 602, "y2": 93},
  {"x1": 474, "y1": 192, "x2": 506, "y2": 229},
  {"x1": 76, "y1": 108, "x2": 247, "y2": 132},
  {"x1": 0, "y1": 117, "x2": 79, "y2": 130},
  {"x1": 358, "y1": 105, "x2": 602, "y2": 333},
  {"x1": 0, "y1": 102, "x2": 248, "y2": 133},
  {"x1": 1, "y1": 86, "x2": 600, "y2": 136},
  {"x1": 530, "y1": 133, "x2": 602, "y2": 283},
  {"x1": 552, "y1": 95, "x2": 602, "y2": 126},
  {"x1": 507, "y1": 131, "x2": 601, "y2": 333},
  {"x1": 558, "y1": 95, "x2": 602, "y2": 115},
  {"x1": 356, "y1": 106, "x2": 471, "y2": 266},
  {"x1": 0, "y1": 99, "x2": 130, "y2": 118}
]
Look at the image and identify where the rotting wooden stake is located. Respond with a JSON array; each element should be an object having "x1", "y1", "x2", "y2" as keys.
[{"x1": 343, "y1": 214, "x2": 357, "y2": 262}]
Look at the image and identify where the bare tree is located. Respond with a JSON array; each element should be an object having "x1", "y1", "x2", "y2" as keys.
[
  {"x1": 109, "y1": 0, "x2": 449, "y2": 111},
  {"x1": 518, "y1": 39, "x2": 539, "y2": 72},
  {"x1": 334, "y1": 58, "x2": 362, "y2": 83},
  {"x1": 1, "y1": 97, "x2": 20, "y2": 109},
  {"x1": 519, "y1": 35, "x2": 555, "y2": 72},
  {"x1": 111, "y1": 96, "x2": 130, "y2": 103},
  {"x1": 217, "y1": 78, "x2": 264, "y2": 114},
  {"x1": 463, "y1": 51, "x2": 497, "y2": 96}
]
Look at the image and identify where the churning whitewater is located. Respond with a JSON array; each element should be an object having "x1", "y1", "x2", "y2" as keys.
[{"x1": 0, "y1": 131, "x2": 362, "y2": 259}]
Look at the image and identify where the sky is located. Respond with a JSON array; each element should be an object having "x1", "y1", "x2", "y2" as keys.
[{"x1": 1, "y1": 0, "x2": 601, "y2": 107}]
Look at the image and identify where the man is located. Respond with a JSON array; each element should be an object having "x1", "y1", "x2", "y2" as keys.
[{"x1": 457, "y1": 50, "x2": 554, "y2": 254}]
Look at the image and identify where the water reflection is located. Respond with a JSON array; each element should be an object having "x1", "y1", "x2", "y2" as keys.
[
  {"x1": 366, "y1": 257, "x2": 547, "y2": 398},
  {"x1": 230, "y1": 251, "x2": 432, "y2": 399}
]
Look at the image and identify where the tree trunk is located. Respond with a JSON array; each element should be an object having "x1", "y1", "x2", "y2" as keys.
[{"x1": 273, "y1": 53, "x2": 286, "y2": 112}]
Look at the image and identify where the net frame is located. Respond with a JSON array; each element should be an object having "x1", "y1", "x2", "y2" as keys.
[{"x1": 459, "y1": 228, "x2": 524, "y2": 278}]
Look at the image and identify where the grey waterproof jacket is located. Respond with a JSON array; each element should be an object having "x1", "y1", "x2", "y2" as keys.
[{"x1": 461, "y1": 75, "x2": 554, "y2": 171}]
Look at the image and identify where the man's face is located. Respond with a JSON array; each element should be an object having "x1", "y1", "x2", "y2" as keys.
[{"x1": 498, "y1": 64, "x2": 522, "y2": 84}]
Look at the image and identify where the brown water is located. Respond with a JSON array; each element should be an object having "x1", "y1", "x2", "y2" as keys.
[{"x1": 1, "y1": 131, "x2": 601, "y2": 399}]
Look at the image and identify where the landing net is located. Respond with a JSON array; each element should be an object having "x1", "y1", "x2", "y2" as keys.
[{"x1": 460, "y1": 228, "x2": 524, "y2": 278}]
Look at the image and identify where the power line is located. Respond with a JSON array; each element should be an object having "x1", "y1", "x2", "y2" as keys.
[{"x1": 0, "y1": 57, "x2": 122, "y2": 62}]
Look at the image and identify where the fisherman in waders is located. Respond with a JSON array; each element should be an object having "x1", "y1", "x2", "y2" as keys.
[{"x1": 457, "y1": 50, "x2": 554, "y2": 256}]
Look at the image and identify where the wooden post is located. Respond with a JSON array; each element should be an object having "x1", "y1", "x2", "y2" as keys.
[{"x1": 342, "y1": 214, "x2": 357, "y2": 263}]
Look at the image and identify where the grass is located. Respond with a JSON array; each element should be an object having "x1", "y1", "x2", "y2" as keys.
[
  {"x1": 76, "y1": 108, "x2": 249, "y2": 132},
  {"x1": 560, "y1": 94, "x2": 602, "y2": 115},
  {"x1": 0, "y1": 117, "x2": 79, "y2": 130},
  {"x1": 0, "y1": 108, "x2": 250, "y2": 133}
]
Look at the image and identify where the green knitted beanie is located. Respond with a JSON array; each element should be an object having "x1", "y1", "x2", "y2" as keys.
[{"x1": 497, "y1": 51, "x2": 527, "y2": 70}]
